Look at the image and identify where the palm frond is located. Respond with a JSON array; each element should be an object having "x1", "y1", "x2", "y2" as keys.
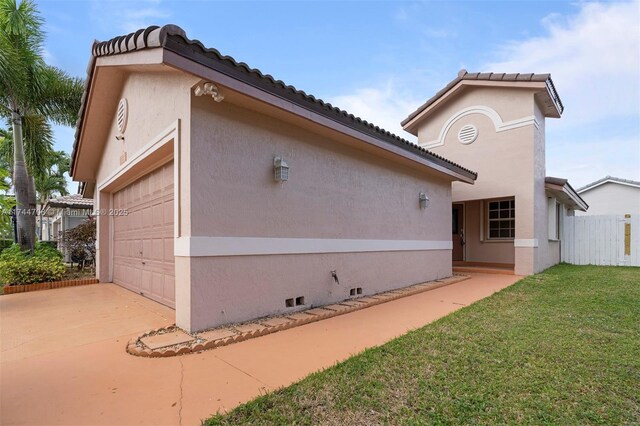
[
  {"x1": 22, "y1": 114, "x2": 53, "y2": 178},
  {"x1": 36, "y1": 66, "x2": 84, "y2": 126},
  {"x1": 0, "y1": 126, "x2": 12, "y2": 171},
  {"x1": 0, "y1": 0, "x2": 46, "y2": 113},
  {"x1": 35, "y1": 172, "x2": 67, "y2": 202}
]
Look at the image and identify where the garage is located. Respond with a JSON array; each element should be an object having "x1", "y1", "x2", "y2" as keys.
[{"x1": 112, "y1": 161, "x2": 175, "y2": 308}]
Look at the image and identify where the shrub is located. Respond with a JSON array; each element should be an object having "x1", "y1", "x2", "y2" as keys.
[
  {"x1": 0, "y1": 239, "x2": 12, "y2": 253},
  {"x1": 39, "y1": 240, "x2": 58, "y2": 250},
  {"x1": 33, "y1": 241, "x2": 63, "y2": 260},
  {"x1": 59, "y1": 218, "x2": 96, "y2": 269},
  {"x1": 0, "y1": 243, "x2": 65, "y2": 285}
]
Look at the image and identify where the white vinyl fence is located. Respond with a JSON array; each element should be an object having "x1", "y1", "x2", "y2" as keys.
[{"x1": 562, "y1": 215, "x2": 640, "y2": 266}]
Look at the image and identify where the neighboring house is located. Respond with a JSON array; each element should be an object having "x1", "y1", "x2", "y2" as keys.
[
  {"x1": 42, "y1": 194, "x2": 94, "y2": 261},
  {"x1": 401, "y1": 70, "x2": 588, "y2": 276},
  {"x1": 576, "y1": 176, "x2": 640, "y2": 216},
  {"x1": 70, "y1": 25, "x2": 476, "y2": 332}
]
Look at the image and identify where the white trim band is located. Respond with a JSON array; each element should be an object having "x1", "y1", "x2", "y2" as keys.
[
  {"x1": 420, "y1": 105, "x2": 539, "y2": 149},
  {"x1": 514, "y1": 238, "x2": 539, "y2": 248},
  {"x1": 175, "y1": 236, "x2": 452, "y2": 257}
]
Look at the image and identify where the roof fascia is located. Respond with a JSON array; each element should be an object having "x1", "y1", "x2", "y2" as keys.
[
  {"x1": 162, "y1": 49, "x2": 475, "y2": 184},
  {"x1": 578, "y1": 179, "x2": 640, "y2": 193},
  {"x1": 546, "y1": 182, "x2": 589, "y2": 211},
  {"x1": 94, "y1": 48, "x2": 164, "y2": 67},
  {"x1": 402, "y1": 80, "x2": 548, "y2": 135},
  {"x1": 71, "y1": 49, "x2": 164, "y2": 178}
]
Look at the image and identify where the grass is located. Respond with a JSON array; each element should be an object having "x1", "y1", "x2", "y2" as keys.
[{"x1": 206, "y1": 264, "x2": 640, "y2": 425}]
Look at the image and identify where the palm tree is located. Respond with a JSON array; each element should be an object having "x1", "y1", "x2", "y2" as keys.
[
  {"x1": 0, "y1": 168, "x2": 14, "y2": 239},
  {"x1": 35, "y1": 150, "x2": 69, "y2": 240},
  {"x1": 0, "y1": 0, "x2": 83, "y2": 250},
  {"x1": 0, "y1": 117, "x2": 55, "y2": 184}
]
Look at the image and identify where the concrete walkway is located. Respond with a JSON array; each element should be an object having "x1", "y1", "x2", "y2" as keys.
[{"x1": 1, "y1": 273, "x2": 520, "y2": 425}]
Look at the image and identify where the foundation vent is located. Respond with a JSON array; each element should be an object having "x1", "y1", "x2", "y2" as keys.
[
  {"x1": 286, "y1": 296, "x2": 306, "y2": 307},
  {"x1": 116, "y1": 98, "x2": 129, "y2": 133},
  {"x1": 458, "y1": 124, "x2": 478, "y2": 144}
]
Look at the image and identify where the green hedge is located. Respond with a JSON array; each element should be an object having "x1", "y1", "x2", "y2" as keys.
[
  {"x1": 0, "y1": 243, "x2": 65, "y2": 285},
  {"x1": 39, "y1": 240, "x2": 58, "y2": 250},
  {"x1": 0, "y1": 239, "x2": 12, "y2": 252}
]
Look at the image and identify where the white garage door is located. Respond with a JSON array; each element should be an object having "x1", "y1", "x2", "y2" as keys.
[{"x1": 112, "y1": 161, "x2": 175, "y2": 308}]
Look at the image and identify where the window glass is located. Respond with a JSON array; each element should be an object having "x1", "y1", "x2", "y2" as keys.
[{"x1": 487, "y1": 199, "x2": 515, "y2": 239}]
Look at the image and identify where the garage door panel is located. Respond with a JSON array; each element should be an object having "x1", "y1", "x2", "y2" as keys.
[
  {"x1": 164, "y1": 275, "x2": 174, "y2": 300},
  {"x1": 164, "y1": 238, "x2": 173, "y2": 262},
  {"x1": 151, "y1": 272, "x2": 164, "y2": 297},
  {"x1": 141, "y1": 269, "x2": 152, "y2": 292},
  {"x1": 113, "y1": 161, "x2": 175, "y2": 308}
]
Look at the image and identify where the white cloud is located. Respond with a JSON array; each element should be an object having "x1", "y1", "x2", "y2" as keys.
[
  {"x1": 91, "y1": 0, "x2": 171, "y2": 34},
  {"x1": 485, "y1": 1, "x2": 640, "y2": 125},
  {"x1": 486, "y1": 1, "x2": 640, "y2": 185},
  {"x1": 329, "y1": 80, "x2": 422, "y2": 140},
  {"x1": 327, "y1": 1, "x2": 640, "y2": 185},
  {"x1": 41, "y1": 48, "x2": 55, "y2": 66},
  {"x1": 546, "y1": 135, "x2": 640, "y2": 187}
]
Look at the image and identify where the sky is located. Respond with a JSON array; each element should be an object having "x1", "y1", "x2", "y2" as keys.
[{"x1": 37, "y1": 0, "x2": 640, "y2": 192}]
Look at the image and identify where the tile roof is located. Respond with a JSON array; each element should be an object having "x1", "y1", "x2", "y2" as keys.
[
  {"x1": 44, "y1": 194, "x2": 94, "y2": 209},
  {"x1": 71, "y1": 25, "x2": 477, "y2": 181},
  {"x1": 577, "y1": 176, "x2": 640, "y2": 192},
  {"x1": 544, "y1": 176, "x2": 568, "y2": 186},
  {"x1": 545, "y1": 176, "x2": 588, "y2": 211},
  {"x1": 401, "y1": 69, "x2": 564, "y2": 127}
]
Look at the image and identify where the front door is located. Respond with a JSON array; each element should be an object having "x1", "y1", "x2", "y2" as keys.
[{"x1": 452, "y1": 204, "x2": 464, "y2": 261}]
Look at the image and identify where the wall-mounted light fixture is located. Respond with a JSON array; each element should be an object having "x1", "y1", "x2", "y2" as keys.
[
  {"x1": 419, "y1": 192, "x2": 430, "y2": 209},
  {"x1": 194, "y1": 81, "x2": 224, "y2": 102},
  {"x1": 274, "y1": 156, "x2": 289, "y2": 182}
]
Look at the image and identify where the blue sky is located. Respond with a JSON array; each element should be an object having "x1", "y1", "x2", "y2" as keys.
[{"x1": 39, "y1": 0, "x2": 640, "y2": 191}]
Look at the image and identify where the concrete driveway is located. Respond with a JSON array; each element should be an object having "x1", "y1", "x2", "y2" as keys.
[{"x1": 1, "y1": 274, "x2": 520, "y2": 426}]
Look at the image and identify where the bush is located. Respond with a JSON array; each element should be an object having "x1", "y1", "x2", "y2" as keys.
[
  {"x1": 0, "y1": 239, "x2": 12, "y2": 253},
  {"x1": 33, "y1": 241, "x2": 63, "y2": 260},
  {"x1": 0, "y1": 244, "x2": 66, "y2": 285},
  {"x1": 59, "y1": 218, "x2": 96, "y2": 269},
  {"x1": 39, "y1": 240, "x2": 58, "y2": 250}
]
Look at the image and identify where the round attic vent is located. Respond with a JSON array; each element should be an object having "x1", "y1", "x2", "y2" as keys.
[
  {"x1": 458, "y1": 124, "x2": 478, "y2": 144},
  {"x1": 116, "y1": 98, "x2": 128, "y2": 133}
]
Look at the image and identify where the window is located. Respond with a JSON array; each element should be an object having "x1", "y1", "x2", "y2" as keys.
[
  {"x1": 556, "y1": 203, "x2": 562, "y2": 239},
  {"x1": 452, "y1": 208, "x2": 459, "y2": 234},
  {"x1": 487, "y1": 199, "x2": 515, "y2": 239},
  {"x1": 548, "y1": 198, "x2": 562, "y2": 241}
]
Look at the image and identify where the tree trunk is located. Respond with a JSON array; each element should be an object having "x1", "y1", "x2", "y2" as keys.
[
  {"x1": 28, "y1": 176, "x2": 37, "y2": 246},
  {"x1": 11, "y1": 110, "x2": 35, "y2": 251}
]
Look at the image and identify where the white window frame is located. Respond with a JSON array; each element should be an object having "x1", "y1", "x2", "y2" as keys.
[{"x1": 486, "y1": 198, "x2": 515, "y2": 240}]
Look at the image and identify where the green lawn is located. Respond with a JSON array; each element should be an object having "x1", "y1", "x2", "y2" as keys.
[{"x1": 206, "y1": 265, "x2": 640, "y2": 425}]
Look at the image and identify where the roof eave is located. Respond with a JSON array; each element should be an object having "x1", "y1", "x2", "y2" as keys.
[
  {"x1": 545, "y1": 181, "x2": 589, "y2": 212},
  {"x1": 402, "y1": 73, "x2": 565, "y2": 134},
  {"x1": 71, "y1": 25, "x2": 477, "y2": 185},
  {"x1": 578, "y1": 177, "x2": 640, "y2": 193}
]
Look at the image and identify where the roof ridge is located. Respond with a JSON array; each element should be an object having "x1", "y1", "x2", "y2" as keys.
[
  {"x1": 401, "y1": 69, "x2": 560, "y2": 128},
  {"x1": 577, "y1": 175, "x2": 640, "y2": 192}
]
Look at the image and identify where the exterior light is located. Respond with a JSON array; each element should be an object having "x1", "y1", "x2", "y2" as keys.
[
  {"x1": 194, "y1": 81, "x2": 224, "y2": 102},
  {"x1": 274, "y1": 156, "x2": 289, "y2": 182},
  {"x1": 419, "y1": 192, "x2": 429, "y2": 209}
]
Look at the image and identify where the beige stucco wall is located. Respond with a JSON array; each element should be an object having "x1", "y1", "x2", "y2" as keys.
[
  {"x1": 182, "y1": 94, "x2": 454, "y2": 331},
  {"x1": 93, "y1": 69, "x2": 198, "y2": 292},
  {"x1": 577, "y1": 183, "x2": 640, "y2": 215},
  {"x1": 415, "y1": 86, "x2": 562, "y2": 275},
  {"x1": 462, "y1": 200, "x2": 515, "y2": 264}
]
